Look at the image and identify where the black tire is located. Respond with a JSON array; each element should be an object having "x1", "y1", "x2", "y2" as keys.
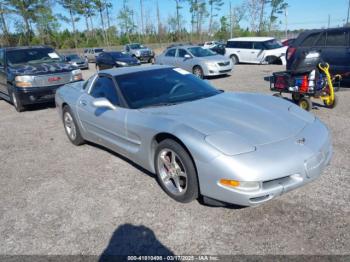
[
  {"x1": 149, "y1": 57, "x2": 155, "y2": 64},
  {"x1": 324, "y1": 94, "x2": 338, "y2": 109},
  {"x1": 292, "y1": 93, "x2": 303, "y2": 103},
  {"x1": 9, "y1": 88, "x2": 25, "y2": 112},
  {"x1": 62, "y1": 106, "x2": 85, "y2": 146},
  {"x1": 273, "y1": 93, "x2": 282, "y2": 98},
  {"x1": 230, "y1": 55, "x2": 239, "y2": 65},
  {"x1": 193, "y1": 66, "x2": 204, "y2": 79},
  {"x1": 155, "y1": 139, "x2": 199, "y2": 203},
  {"x1": 298, "y1": 97, "x2": 312, "y2": 111}
]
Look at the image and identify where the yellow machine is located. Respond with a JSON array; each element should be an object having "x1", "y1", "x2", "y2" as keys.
[{"x1": 318, "y1": 63, "x2": 340, "y2": 109}]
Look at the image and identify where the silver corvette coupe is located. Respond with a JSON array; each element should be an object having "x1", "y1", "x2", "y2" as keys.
[{"x1": 55, "y1": 65, "x2": 332, "y2": 206}]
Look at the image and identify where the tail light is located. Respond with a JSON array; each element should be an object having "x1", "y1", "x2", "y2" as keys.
[
  {"x1": 287, "y1": 47, "x2": 296, "y2": 61},
  {"x1": 300, "y1": 75, "x2": 309, "y2": 93}
]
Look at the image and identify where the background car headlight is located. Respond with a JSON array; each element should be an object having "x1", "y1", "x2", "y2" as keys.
[
  {"x1": 15, "y1": 75, "x2": 34, "y2": 88},
  {"x1": 116, "y1": 61, "x2": 127, "y2": 66},
  {"x1": 219, "y1": 179, "x2": 261, "y2": 192},
  {"x1": 71, "y1": 69, "x2": 82, "y2": 81},
  {"x1": 206, "y1": 62, "x2": 218, "y2": 68}
]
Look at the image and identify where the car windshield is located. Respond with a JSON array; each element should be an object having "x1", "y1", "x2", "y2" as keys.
[
  {"x1": 67, "y1": 54, "x2": 80, "y2": 60},
  {"x1": 7, "y1": 48, "x2": 62, "y2": 65},
  {"x1": 110, "y1": 52, "x2": 130, "y2": 59},
  {"x1": 188, "y1": 47, "x2": 216, "y2": 57},
  {"x1": 264, "y1": 39, "x2": 283, "y2": 49},
  {"x1": 129, "y1": 44, "x2": 144, "y2": 49},
  {"x1": 115, "y1": 68, "x2": 220, "y2": 109},
  {"x1": 94, "y1": 48, "x2": 104, "y2": 53}
]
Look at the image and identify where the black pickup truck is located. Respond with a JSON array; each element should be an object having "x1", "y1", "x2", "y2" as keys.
[{"x1": 0, "y1": 46, "x2": 82, "y2": 112}]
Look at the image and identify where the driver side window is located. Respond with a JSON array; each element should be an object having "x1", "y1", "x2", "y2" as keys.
[
  {"x1": 165, "y1": 49, "x2": 176, "y2": 57},
  {"x1": 90, "y1": 76, "x2": 119, "y2": 105}
]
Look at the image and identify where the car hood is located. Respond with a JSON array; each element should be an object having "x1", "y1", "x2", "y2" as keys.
[
  {"x1": 141, "y1": 92, "x2": 314, "y2": 146},
  {"x1": 8, "y1": 62, "x2": 77, "y2": 76},
  {"x1": 196, "y1": 55, "x2": 229, "y2": 62}
]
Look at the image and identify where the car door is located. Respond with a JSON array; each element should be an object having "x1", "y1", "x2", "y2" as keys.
[
  {"x1": 236, "y1": 41, "x2": 254, "y2": 63},
  {"x1": 176, "y1": 48, "x2": 193, "y2": 72},
  {"x1": 321, "y1": 28, "x2": 350, "y2": 75},
  {"x1": 0, "y1": 49, "x2": 7, "y2": 95},
  {"x1": 77, "y1": 75, "x2": 129, "y2": 155},
  {"x1": 252, "y1": 42, "x2": 265, "y2": 63},
  {"x1": 160, "y1": 48, "x2": 177, "y2": 66}
]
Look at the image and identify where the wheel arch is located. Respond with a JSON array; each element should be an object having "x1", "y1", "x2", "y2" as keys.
[{"x1": 151, "y1": 132, "x2": 198, "y2": 177}]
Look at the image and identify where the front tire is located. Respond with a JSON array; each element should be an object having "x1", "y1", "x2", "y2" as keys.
[
  {"x1": 62, "y1": 106, "x2": 85, "y2": 146},
  {"x1": 155, "y1": 139, "x2": 199, "y2": 203},
  {"x1": 9, "y1": 89, "x2": 25, "y2": 112}
]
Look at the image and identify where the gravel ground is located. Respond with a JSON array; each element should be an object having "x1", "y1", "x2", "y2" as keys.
[{"x1": 0, "y1": 63, "x2": 349, "y2": 257}]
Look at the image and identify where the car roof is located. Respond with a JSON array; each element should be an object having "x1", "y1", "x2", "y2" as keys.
[
  {"x1": 1, "y1": 45, "x2": 53, "y2": 51},
  {"x1": 227, "y1": 37, "x2": 275, "y2": 42},
  {"x1": 100, "y1": 65, "x2": 173, "y2": 76},
  {"x1": 168, "y1": 45, "x2": 199, "y2": 50}
]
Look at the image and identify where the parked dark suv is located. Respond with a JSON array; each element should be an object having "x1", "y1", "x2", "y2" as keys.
[
  {"x1": 0, "y1": 46, "x2": 82, "y2": 112},
  {"x1": 287, "y1": 27, "x2": 350, "y2": 77}
]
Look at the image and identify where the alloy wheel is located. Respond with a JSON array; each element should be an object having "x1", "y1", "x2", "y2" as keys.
[
  {"x1": 64, "y1": 112, "x2": 77, "y2": 141},
  {"x1": 157, "y1": 148, "x2": 188, "y2": 196}
]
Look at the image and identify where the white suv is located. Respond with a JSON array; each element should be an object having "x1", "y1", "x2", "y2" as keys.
[{"x1": 225, "y1": 37, "x2": 287, "y2": 65}]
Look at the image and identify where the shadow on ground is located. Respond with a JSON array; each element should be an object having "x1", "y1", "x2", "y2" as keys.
[{"x1": 99, "y1": 224, "x2": 174, "y2": 261}]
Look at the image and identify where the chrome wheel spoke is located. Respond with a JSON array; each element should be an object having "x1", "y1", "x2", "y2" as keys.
[{"x1": 172, "y1": 175, "x2": 182, "y2": 193}]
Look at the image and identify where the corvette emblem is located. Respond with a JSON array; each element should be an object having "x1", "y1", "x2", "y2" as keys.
[{"x1": 296, "y1": 138, "x2": 306, "y2": 145}]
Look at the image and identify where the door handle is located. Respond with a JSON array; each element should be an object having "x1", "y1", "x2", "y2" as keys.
[{"x1": 80, "y1": 100, "x2": 87, "y2": 106}]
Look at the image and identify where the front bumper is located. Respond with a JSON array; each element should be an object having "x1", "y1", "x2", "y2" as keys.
[
  {"x1": 15, "y1": 82, "x2": 81, "y2": 105},
  {"x1": 136, "y1": 55, "x2": 154, "y2": 62},
  {"x1": 197, "y1": 118, "x2": 332, "y2": 206},
  {"x1": 204, "y1": 65, "x2": 233, "y2": 76}
]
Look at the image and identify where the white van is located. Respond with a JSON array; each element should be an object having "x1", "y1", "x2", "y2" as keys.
[{"x1": 225, "y1": 37, "x2": 287, "y2": 65}]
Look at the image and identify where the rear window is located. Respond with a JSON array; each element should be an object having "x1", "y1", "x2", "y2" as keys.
[
  {"x1": 300, "y1": 33, "x2": 321, "y2": 47},
  {"x1": 326, "y1": 30, "x2": 348, "y2": 47}
]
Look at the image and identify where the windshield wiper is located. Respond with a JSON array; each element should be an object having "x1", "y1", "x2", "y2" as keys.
[{"x1": 143, "y1": 102, "x2": 181, "y2": 108}]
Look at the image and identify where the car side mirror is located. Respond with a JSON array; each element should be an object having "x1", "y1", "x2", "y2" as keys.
[
  {"x1": 91, "y1": 98, "x2": 116, "y2": 110},
  {"x1": 184, "y1": 54, "x2": 191, "y2": 59}
]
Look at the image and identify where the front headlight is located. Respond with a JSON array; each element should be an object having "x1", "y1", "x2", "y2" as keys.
[
  {"x1": 116, "y1": 61, "x2": 128, "y2": 66},
  {"x1": 71, "y1": 69, "x2": 82, "y2": 81},
  {"x1": 206, "y1": 62, "x2": 218, "y2": 68},
  {"x1": 15, "y1": 75, "x2": 35, "y2": 88},
  {"x1": 219, "y1": 179, "x2": 261, "y2": 192}
]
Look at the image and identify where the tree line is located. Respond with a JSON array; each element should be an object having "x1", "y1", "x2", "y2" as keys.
[{"x1": 0, "y1": 0, "x2": 290, "y2": 49}]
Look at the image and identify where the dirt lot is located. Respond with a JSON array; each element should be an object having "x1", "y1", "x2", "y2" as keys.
[{"x1": 0, "y1": 64, "x2": 349, "y2": 257}]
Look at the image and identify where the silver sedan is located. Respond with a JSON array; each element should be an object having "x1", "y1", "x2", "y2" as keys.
[
  {"x1": 155, "y1": 45, "x2": 233, "y2": 78},
  {"x1": 55, "y1": 65, "x2": 332, "y2": 207}
]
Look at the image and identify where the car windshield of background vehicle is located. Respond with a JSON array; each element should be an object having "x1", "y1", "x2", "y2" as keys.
[
  {"x1": 110, "y1": 52, "x2": 131, "y2": 59},
  {"x1": 94, "y1": 48, "x2": 104, "y2": 53},
  {"x1": 130, "y1": 44, "x2": 144, "y2": 49},
  {"x1": 188, "y1": 47, "x2": 216, "y2": 57},
  {"x1": 264, "y1": 39, "x2": 283, "y2": 50},
  {"x1": 115, "y1": 68, "x2": 220, "y2": 109},
  {"x1": 7, "y1": 48, "x2": 62, "y2": 65}
]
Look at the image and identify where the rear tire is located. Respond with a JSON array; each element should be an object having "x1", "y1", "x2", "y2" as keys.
[
  {"x1": 62, "y1": 106, "x2": 85, "y2": 146},
  {"x1": 299, "y1": 97, "x2": 312, "y2": 111},
  {"x1": 230, "y1": 55, "x2": 239, "y2": 65},
  {"x1": 292, "y1": 93, "x2": 302, "y2": 103},
  {"x1": 155, "y1": 139, "x2": 199, "y2": 203}
]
